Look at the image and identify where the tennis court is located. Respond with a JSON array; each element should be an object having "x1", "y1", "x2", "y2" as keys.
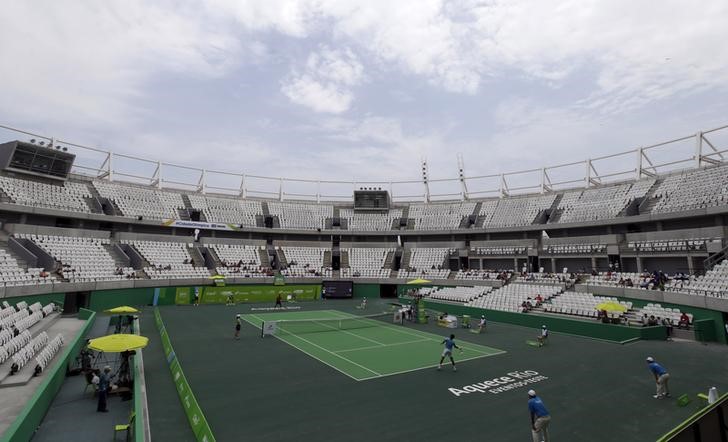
[{"x1": 242, "y1": 309, "x2": 505, "y2": 381}]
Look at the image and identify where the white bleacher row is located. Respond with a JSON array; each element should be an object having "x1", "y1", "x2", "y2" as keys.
[
  {"x1": 544, "y1": 292, "x2": 632, "y2": 318},
  {"x1": 627, "y1": 238, "x2": 711, "y2": 252},
  {"x1": 0, "y1": 309, "x2": 28, "y2": 331},
  {"x1": 555, "y1": 179, "x2": 655, "y2": 224},
  {"x1": 0, "y1": 175, "x2": 92, "y2": 213},
  {"x1": 14, "y1": 311, "x2": 43, "y2": 333},
  {"x1": 466, "y1": 284, "x2": 561, "y2": 313},
  {"x1": 418, "y1": 286, "x2": 492, "y2": 303},
  {"x1": 543, "y1": 243, "x2": 606, "y2": 254},
  {"x1": 29, "y1": 302, "x2": 42, "y2": 313},
  {"x1": 0, "y1": 248, "x2": 52, "y2": 287},
  {"x1": 41, "y1": 303, "x2": 55, "y2": 316},
  {"x1": 341, "y1": 248, "x2": 393, "y2": 278},
  {"x1": 339, "y1": 209, "x2": 403, "y2": 231},
  {"x1": 517, "y1": 272, "x2": 574, "y2": 284},
  {"x1": 93, "y1": 181, "x2": 185, "y2": 220},
  {"x1": 0, "y1": 330, "x2": 31, "y2": 364},
  {"x1": 187, "y1": 194, "x2": 262, "y2": 226},
  {"x1": 587, "y1": 272, "x2": 659, "y2": 288},
  {"x1": 123, "y1": 240, "x2": 210, "y2": 280},
  {"x1": 454, "y1": 270, "x2": 509, "y2": 280},
  {"x1": 635, "y1": 303, "x2": 690, "y2": 324},
  {"x1": 19, "y1": 234, "x2": 133, "y2": 282},
  {"x1": 210, "y1": 243, "x2": 268, "y2": 278},
  {"x1": 650, "y1": 163, "x2": 728, "y2": 214},
  {"x1": 280, "y1": 247, "x2": 332, "y2": 278},
  {"x1": 0, "y1": 329, "x2": 12, "y2": 346},
  {"x1": 397, "y1": 248, "x2": 452, "y2": 279},
  {"x1": 409, "y1": 202, "x2": 476, "y2": 230},
  {"x1": 11, "y1": 331, "x2": 48, "y2": 372},
  {"x1": 35, "y1": 334, "x2": 64, "y2": 373},
  {"x1": 267, "y1": 202, "x2": 333, "y2": 230},
  {"x1": 0, "y1": 305, "x2": 17, "y2": 321},
  {"x1": 471, "y1": 246, "x2": 526, "y2": 255},
  {"x1": 668, "y1": 260, "x2": 728, "y2": 298},
  {"x1": 480, "y1": 194, "x2": 557, "y2": 228}
]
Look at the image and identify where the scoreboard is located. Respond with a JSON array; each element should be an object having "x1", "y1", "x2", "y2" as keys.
[{"x1": 354, "y1": 189, "x2": 389, "y2": 211}]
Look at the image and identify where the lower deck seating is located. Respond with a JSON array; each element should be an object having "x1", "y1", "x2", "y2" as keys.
[{"x1": 466, "y1": 283, "x2": 561, "y2": 313}]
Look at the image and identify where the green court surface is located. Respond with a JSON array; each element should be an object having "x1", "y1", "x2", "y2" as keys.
[
  {"x1": 242, "y1": 310, "x2": 504, "y2": 380},
  {"x1": 146, "y1": 300, "x2": 728, "y2": 442}
]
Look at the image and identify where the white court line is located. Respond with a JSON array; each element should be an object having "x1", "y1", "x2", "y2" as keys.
[
  {"x1": 312, "y1": 320, "x2": 386, "y2": 346},
  {"x1": 356, "y1": 351, "x2": 508, "y2": 382},
  {"x1": 330, "y1": 310, "x2": 505, "y2": 357},
  {"x1": 335, "y1": 338, "x2": 430, "y2": 353},
  {"x1": 247, "y1": 314, "x2": 381, "y2": 379}
]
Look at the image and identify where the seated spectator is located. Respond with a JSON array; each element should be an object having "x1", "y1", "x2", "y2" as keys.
[
  {"x1": 648, "y1": 315, "x2": 658, "y2": 326},
  {"x1": 625, "y1": 278, "x2": 634, "y2": 287},
  {"x1": 678, "y1": 312, "x2": 690, "y2": 329}
]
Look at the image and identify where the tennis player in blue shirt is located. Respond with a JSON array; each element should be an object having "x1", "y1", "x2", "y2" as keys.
[
  {"x1": 646, "y1": 357, "x2": 670, "y2": 398},
  {"x1": 438, "y1": 334, "x2": 461, "y2": 371},
  {"x1": 528, "y1": 389, "x2": 551, "y2": 442}
]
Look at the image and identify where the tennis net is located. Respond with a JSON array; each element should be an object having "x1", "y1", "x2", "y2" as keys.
[{"x1": 261, "y1": 312, "x2": 392, "y2": 337}]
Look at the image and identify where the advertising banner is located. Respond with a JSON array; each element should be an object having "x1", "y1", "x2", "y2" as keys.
[
  {"x1": 161, "y1": 219, "x2": 243, "y2": 231},
  {"x1": 201, "y1": 284, "x2": 320, "y2": 304}
]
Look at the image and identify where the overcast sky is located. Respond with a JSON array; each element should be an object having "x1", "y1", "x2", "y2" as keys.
[{"x1": 1, "y1": 1, "x2": 727, "y2": 197}]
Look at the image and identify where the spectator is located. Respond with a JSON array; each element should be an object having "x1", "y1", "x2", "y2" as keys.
[
  {"x1": 678, "y1": 313, "x2": 690, "y2": 329},
  {"x1": 662, "y1": 318, "x2": 673, "y2": 340},
  {"x1": 648, "y1": 315, "x2": 658, "y2": 326},
  {"x1": 97, "y1": 366, "x2": 113, "y2": 412}
]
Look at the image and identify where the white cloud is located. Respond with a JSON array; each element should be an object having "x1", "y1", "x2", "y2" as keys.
[
  {"x1": 0, "y1": 1, "x2": 243, "y2": 126},
  {"x1": 281, "y1": 46, "x2": 364, "y2": 113}
]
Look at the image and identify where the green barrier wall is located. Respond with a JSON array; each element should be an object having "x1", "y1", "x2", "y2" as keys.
[
  {"x1": 418, "y1": 300, "x2": 665, "y2": 343},
  {"x1": 89, "y1": 288, "x2": 156, "y2": 311},
  {"x1": 353, "y1": 283, "x2": 380, "y2": 299},
  {"x1": 200, "y1": 284, "x2": 320, "y2": 304},
  {"x1": 154, "y1": 308, "x2": 216, "y2": 442},
  {"x1": 0, "y1": 309, "x2": 96, "y2": 442}
]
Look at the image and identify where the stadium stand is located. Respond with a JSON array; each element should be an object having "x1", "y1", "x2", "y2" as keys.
[
  {"x1": 668, "y1": 259, "x2": 728, "y2": 298},
  {"x1": 472, "y1": 245, "x2": 527, "y2": 255},
  {"x1": 397, "y1": 248, "x2": 452, "y2": 279},
  {"x1": 0, "y1": 247, "x2": 51, "y2": 286},
  {"x1": 267, "y1": 202, "x2": 333, "y2": 230},
  {"x1": 648, "y1": 163, "x2": 728, "y2": 214},
  {"x1": 454, "y1": 269, "x2": 511, "y2": 280},
  {"x1": 209, "y1": 243, "x2": 268, "y2": 278},
  {"x1": 543, "y1": 243, "x2": 606, "y2": 254},
  {"x1": 340, "y1": 247, "x2": 393, "y2": 278},
  {"x1": 480, "y1": 194, "x2": 557, "y2": 228},
  {"x1": 34, "y1": 334, "x2": 63, "y2": 374},
  {"x1": 553, "y1": 179, "x2": 655, "y2": 223},
  {"x1": 544, "y1": 292, "x2": 632, "y2": 319},
  {"x1": 627, "y1": 238, "x2": 711, "y2": 252},
  {"x1": 280, "y1": 246, "x2": 332, "y2": 277},
  {"x1": 339, "y1": 208, "x2": 403, "y2": 231},
  {"x1": 93, "y1": 181, "x2": 185, "y2": 220},
  {"x1": 0, "y1": 175, "x2": 92, "y2": 213},
  {"x1": 187, "y1": 194, "x2": 262, "y2": 226},
  {"x1": 408, "y1": 202, "x2": 476, "y2": 230},
  {"x1": 466, "y1": 283, "x2": 562, "y2": 312},
  {"x1": 123, "y1": 240, "x2": 210, "y2": 279},
  {"x1": 417, "y1": 286, "x2": 492, "y2": 303},
  {"x1": 19, "y1": 234, "x2": 134, "y2": 282}
]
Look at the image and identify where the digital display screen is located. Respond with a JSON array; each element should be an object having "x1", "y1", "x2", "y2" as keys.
[
  {"x1": 354, "y1": 190, "x2": 389, "y2": 210},
  {"x1": 322, "y1": 280, "x2": 353, "y2": 299}
]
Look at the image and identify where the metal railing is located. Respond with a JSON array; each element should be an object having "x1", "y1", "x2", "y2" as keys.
[{"x1": 1, "y1": 122, "x2": 726, "y2": 203}]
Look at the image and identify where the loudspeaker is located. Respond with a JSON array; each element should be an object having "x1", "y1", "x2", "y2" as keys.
[
  {"x1": 468, "y1": 214, "x2": 476, "y2": 225},
  {"x1": 190, "y1": 210, "x2": 201, "y2": 222},
  {"x1": 264, "y1": 216, "x2": 274, "y2": 228},
  {"x1": 399, "y1": 218, "x2": 408, "y2": 227}
]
